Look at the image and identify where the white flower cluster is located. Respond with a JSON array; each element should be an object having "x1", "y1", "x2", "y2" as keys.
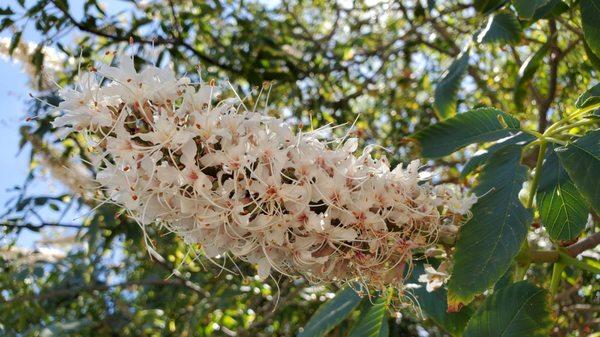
[
  {"x1": 0, "y1": 246, "x2": 67, "y2": 265},
  {"x1": 0, "y1": 37, "x2": 68, "y2": 90},
  {"x1": 26, "y1": 133, "x2": 95, "y2": 201},
  {"x1": 53, "y1": 54, "x2": 476, "y2": 289}
]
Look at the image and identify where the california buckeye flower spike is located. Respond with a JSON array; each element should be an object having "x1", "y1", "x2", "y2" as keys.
[{"x1": 52, "y1": 53, "x2": 477, "y2": 292}]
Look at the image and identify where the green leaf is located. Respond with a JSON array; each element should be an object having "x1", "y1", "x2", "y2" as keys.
[
  {"x1": 413, "y1": 107, "x2": 521, "y2": 158},
  {"x1": 462, "y1": 281, "x2": 551, "y2": 337},
  {"x1": 514, "y1": 42, "x2": 549, "y2": 109},
  {"x1": 575, "y1": 82, "x2": 600, "y2": 109},
  {"x1": 556, "y1": 130, "x2": 600, "y2": 214},
  {"x1": 581, "y1": 0, "x2": 600, "y2": 58},
  {"x1": 494, "y1": 266, "x2": 514, "y2": 290},
  {"x1": 8, "y1": 30, "x2": 21, "y2": 56},
  {"x1": 583, "y1": 39, "x2": 600, "y2": 71},
  {"x1": 531, "y1": 0, "x2": 569, "y2": 21},
  {"x1": 433, "y1": 50, "x2": 470, "y2": 120},
  {"x1": 514, "y1": 0, "x2": 548, "y2": 19},
  {"x1": 410, "y1": 264, "x2": 474, "y2": 335},
  {"x1": 0, "y1": 17, "x2": 14, "y2": 31},
  {"x1": 0, "y1": 6, "x2": 14, "y2": 15},
  {"x1": 298, "y1": 286, "x2": 362, "y2": 337},
  {"x1": 473, "y1": 0, "x2": 507, "y2": 13},
  {"x1": 30, "y1": 44, "x2": 45, "y2": 76},
  {"x1": 462, "y1": 132, "x2": 534, "y2": 177},
  {"x1": 348, "y1": 296, "x2": 388, "y2": 337},
  {"x1": 54, "y1": 0, "x2": 69, "y2": 12},
  {"x1": 448, "y1": 145, "x2": 532, "y2": 309},
  {"x1": 536, "y1": 146, "x2": 589, "y2": 241},
  {"x1": 477, "y1": 11, "x2": 521, "y2": 44}
]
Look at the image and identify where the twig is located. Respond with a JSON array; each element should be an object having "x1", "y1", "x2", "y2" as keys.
[
  {"x1": 0, "y1": 278, "x2": 196, "y2": 304},
  {"x1": 48, "y1": 0, "x2": 236, "y2": 73},
  {"x1": 529, "y1": 232, "x2": 600, "y2": 263},
  {"x1": 1, "y1": 222, "x2": 91, "y2": 230}
]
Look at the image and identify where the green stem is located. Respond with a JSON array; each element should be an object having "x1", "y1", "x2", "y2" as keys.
[
  {"x1": 549, "y1": 118, "x2": 596, "y2": 136},
  {"x1": 514, "y1": 240, "x2": 530, "y2": 280},
  {"x1": 385, "y1": 286, "x2": 394, "y2": 306},
  {"x1": 527, "y1": 141, "x2": 547, "y2": 209},
  {"x1": 559, "y1": 252, "x2": 600, "y2": 274},
  {"x1": 549, "y1": 263, "x2": 564, "y2": 296},
  {"x1": 543, "y1": 137, "x2": 567, "y2": 146},
  {"x1": 544, "y1": 101, "x2": 600, "y2": 135},
  {"x1": 520, "y1": 128, "x2": 544, "y2": 139}
]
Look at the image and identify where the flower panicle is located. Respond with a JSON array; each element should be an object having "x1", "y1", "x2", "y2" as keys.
[{"x1": 52, "y1": 53, "x2": 477, "y2": 292}]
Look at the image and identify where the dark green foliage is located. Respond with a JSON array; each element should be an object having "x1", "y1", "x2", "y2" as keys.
[
  {"x1": 556, "y1": 130, "x2": 600, "y2": 213},
  {"x1": 581, "y1": 0, "x2": 600, "y2": 58},
  {"x1": 298, "y1": 287, "x2": 362, "y2": 337},
  {"x1": 448, "y1": 146, "x2": 532, "y2": 307},
  {"x1": 477, "y1": 11, "x2": 521, "y2": 44},
  {"x1": 413, "y1": 108, "x2": 521, "y2": 158},
  {"x1": 462, "y1": 282, "x2": 551, "y2": 337},
  {"x1": 347, "y1": 296, "x2": 388, "y2": 337},
  {"x1": 537, "y1": 146, "x2": 589, "y2": 240},
  {"x1": 433, "y1": 51, "x2": 470, "y2": 119}
]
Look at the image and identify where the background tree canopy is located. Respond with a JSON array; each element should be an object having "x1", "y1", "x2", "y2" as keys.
[{"x1": 0, "y1": 0, "x2": 598, "y2": 336}]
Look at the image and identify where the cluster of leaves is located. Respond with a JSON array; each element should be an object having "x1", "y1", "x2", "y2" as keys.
[{"x1": 1, "y1": 0, "x2": 599, "y2": 336}]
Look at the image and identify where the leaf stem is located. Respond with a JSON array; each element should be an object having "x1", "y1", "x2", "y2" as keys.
[
  {"x1": 558, "y1": 252, "x2": 600, "y2": 274},
  {"x1": 550, "y1": 262, "x2": 564, "y2": 296},
  {"x1": 544, "y1": 101, "x2": 600, "y2": 135},
  {"x1": 543, "y1": 137, "x2": 567, "y2": 145},
  {"x1": 548, "y1": 118, "x2": 596, "y2": 136},
  {"x1": 515, "y1": 240, "x2": 530, "y2": 280},
  {"x1": 520, "y1": 128, "x2": 544, "y2": 139},
  {"x1": 527, "y1": 141, "x2": 547, "y2": 209}
]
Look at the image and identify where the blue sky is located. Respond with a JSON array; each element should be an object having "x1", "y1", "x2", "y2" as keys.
[
  {"x1": 1, "y1": 0, "x2": 286, "y2": 247},
  {"x1": 0, "y1": 0, "x2": 109, "y2": 247},
  {"x1": 0, "y1": 60, "x2": 31, "y2": 205},
  {"x1": 0, "y1": 56, "x2": 42, "y2": 247}
]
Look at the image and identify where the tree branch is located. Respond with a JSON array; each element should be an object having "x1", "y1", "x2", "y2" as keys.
[
  {"x1": 49, "y1": 0, "x2": 236, "y2": 72},
  {"x1": 1, "y1": 222, "x2": 91, "y2": 230},
  {"x1": 0, "y1": 278, "x2": 196, "y2": 304},
  {"x1": 538, "y1": 20, "x2": 559, "y2": 133},
  {"x1": 529, "y1": 232, "x2": 600, "y2": 263},
  {"x1": 565, "y1": 232, "x2": 600, "y2": 257}
]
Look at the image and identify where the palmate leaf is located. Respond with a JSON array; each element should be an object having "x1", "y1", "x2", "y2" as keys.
[
  {"x1": 409, "y1": 263, "x2": 474, "y2": 336},
  {"x1": 433, "y1": 50, "x2": 470, "y2": 120},
  {"x1": 298, "y1": 286, "x2": 362, "y2": 337},
  {"x1": 493, "y1": 266, "x2": 515, "y2": 291},
  {"x1": 575, "y1": 82, "x2": 600, "y2": 109},
  {"x1": 556, "y1": 130, "x2": 600, "y2": 213},
  {"x1": 462, "y1": 281, "x2": 551, "y2": 337},
  {"x1": 473, "y1": 0, "x2": 506, "y2": 13},
  {"x1": 348, "y1": 296, "x2": 388, "y2": 337},
  {"x1": 412, "y1": 107, "x2": 521, "y2": 158},
  {"x1": 514, "y1": 42, "x2": 549, "y2": 109},
  {"x1": 513, "y1": 0, "x2": 549, "y2": 19},
  {"x1": 477, "y1": 11, "x2": 521, "y2": 44},
  {"x1": 536, "y1": 146, "x2": 589, "y2": 241},
  {"x1": 461, "y1": 132, "x2": 534, "y2": 177},
  {"x1": 583, "y1": 40, "x2": 600, "y2": 72},
  {"x1": 581, "y1": 0, "x2": 600, "y2": 59},
  {"x1": 9, "y1": 30, "x2": 21, "y2": 56},
  {"x1": 448, "y1": 145, "x2": 532, "y2": 309},
  {"x1": 530, "y1": 0, "x2": 569, "y2": 21}
]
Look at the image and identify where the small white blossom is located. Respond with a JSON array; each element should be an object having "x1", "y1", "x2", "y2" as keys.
[{"x1": 418, "y1": 263, "x2": 449, "y2": 292}]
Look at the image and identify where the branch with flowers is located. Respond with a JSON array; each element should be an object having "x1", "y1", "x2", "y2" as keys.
[
  {"x1": 46, "y1": 49, "x2": 600, "y2": 337},
  {"x1": 2, "y1": 0, "x2": 600, "y2": 336},
  {"x1": 50, "y1": 52, "x2": 477, "y2": 297}
]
